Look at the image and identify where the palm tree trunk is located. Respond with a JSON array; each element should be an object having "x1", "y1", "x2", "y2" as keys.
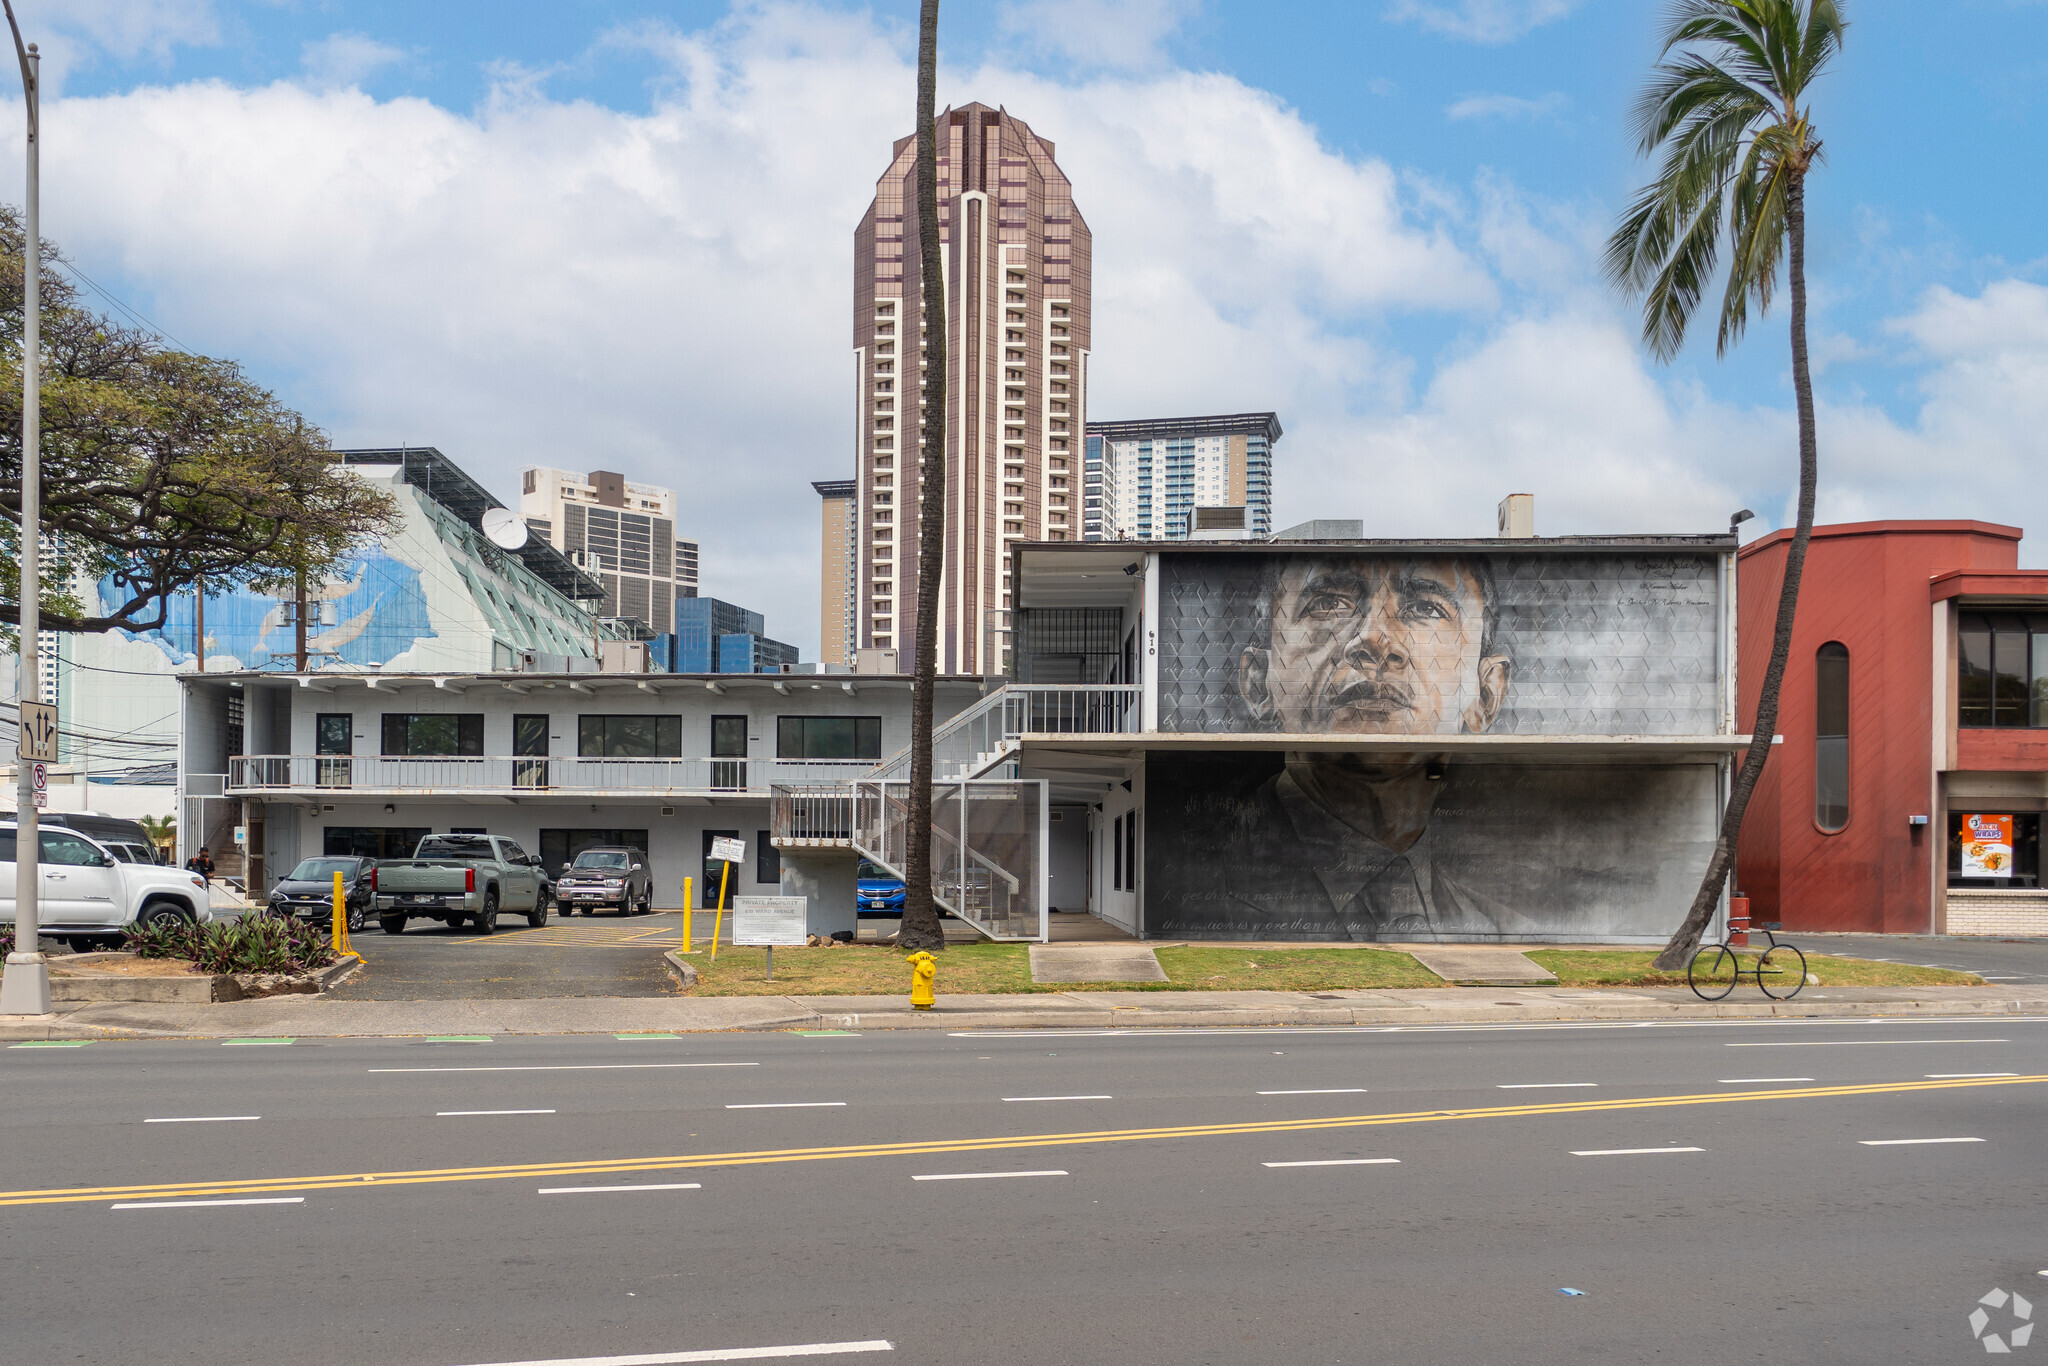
[
  {"x1": 898, "y1": 0, "x2": 947, "y2": 955},
  {"x1": 1653, "y1": 168, "x2": 1820, "y2": 972}
]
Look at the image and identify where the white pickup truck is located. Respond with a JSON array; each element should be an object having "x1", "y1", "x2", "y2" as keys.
[
  {"x1": 371, "y1": 833, "x2": 551, "y2": 935},
  {"x1": 0, "y1": 822, "x2": 213, "y2": 949}
]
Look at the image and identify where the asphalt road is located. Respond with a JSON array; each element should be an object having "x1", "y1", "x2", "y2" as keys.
[
  {"x1": 3, "y1": 1017, "x2": 2044, "y2": 1365},
  {"x1": 1806, "y1": 933, "x2": 2048, "y2": 985},
  {"x1": 326, "y1": 911, "x2": 688, "y2": 1000}
]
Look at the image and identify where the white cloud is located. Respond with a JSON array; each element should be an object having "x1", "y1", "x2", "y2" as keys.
[
  {"x1": 1386, "y1": 0, "x2": 1583, "y2": 43},
  {"x1": 997, "y1": 0, "x2": 1200, "y2": 69},
  {"x1": 301, "y1": 32, "x2": 410, "y2": 91},
  {"x1": 1446, "y1": 91, "x2": 1568, "y2": 121},
  {"x1": 16, "y1": 0, "x2": 221, "y2": 93}
]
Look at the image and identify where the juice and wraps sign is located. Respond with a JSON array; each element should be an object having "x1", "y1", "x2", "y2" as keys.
[{"x1": 1961, "y1": 814, "x2": 2014, "y2": 879}]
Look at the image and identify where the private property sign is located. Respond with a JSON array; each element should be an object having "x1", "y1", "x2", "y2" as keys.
[
  {"x1": 709, "y1": 836, "x2": 747, "y2": 865},
  {"x1": 732, "y1": 896, "x2": 808, "y2": 946}
]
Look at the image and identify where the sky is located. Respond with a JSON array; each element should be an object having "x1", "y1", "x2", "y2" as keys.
[{"x1": 14, "y1": 0, "x2": 2048, "y2": 657}]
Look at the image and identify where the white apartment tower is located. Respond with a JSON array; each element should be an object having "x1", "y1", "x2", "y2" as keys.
[
  {"x1": 848, "y1": 103, "x2": 1092, "y2": 675},
  {"x1": 520, "y1": 467, "x2": 700, "y2": 630},
  {"x1": 1085, "y1": 413, "x2": 1281, "y2": 541}
]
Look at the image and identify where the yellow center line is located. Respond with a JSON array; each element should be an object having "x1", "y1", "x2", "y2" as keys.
[{"x1": 3, "y1": 1074, "x2": 2038, "y2": 1209}]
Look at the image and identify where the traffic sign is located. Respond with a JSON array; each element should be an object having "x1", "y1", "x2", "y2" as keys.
[
  {"x1": 710, "y1": 835, "x2": 746, "y2": 864},
  {"x1": 31, "y1": 763, "x2": 45, "y2": 792},
  {"x1": 19, "y1": 701, "x2": 57, "y2": 763}
]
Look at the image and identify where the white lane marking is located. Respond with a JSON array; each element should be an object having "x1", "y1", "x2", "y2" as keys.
[
  {"x1": 539, "y1": 1183, "x2": 703, "y2": 1196},
  {"x1": 1571, "y1": 1147, "x2": 1705, "y2": 1157},
  {"x1": 1258, "y1": 1088, "x2": 1368, "y2": 1095},
  {"x1": 370, "y1": 1063, "x2": 759, "y2": 1074},
  {"x1": 1726, "y1": 1039, "x2": 2009, "y2": 1047},
  {"x1": 725, "y1": 1102, "x2": 846, "y2": 1109},
  {"x1": 222, "y1": 1039, "x2": 294, "y2": 1046},
  {"x1": 1926, "y1": 1072, "x2": 2018, "y2": 1079},
  {"x1": 912, "y1": 1170, "x2": 1067, "y2": 1182},
  {"x1": 1858, "y1": 1136, "x2": 1984, "y2": 1146},
  {"x1": 438, "y1": 1110, "x2": 556, "y2": 1117},
  {"x1": 1002, "y1": 1095, "x2": 1112, "y2": 1103},
  {"x1": 113, "y1": 1197, "x2": 304, "y2": 1210},
  {"x1": 144, "y1": 1116, "x2": 260, "y2": 1124},
  {"x1": 1262, "y1": 1159, "x2": 1401, "y2": 1168},
  {"x1": 1497, "y1": 1083, "x2": 1597, "y2": 1089},
  {"x1": 450, "y1": 1341, "x2": 894, "y2": 1365},
  {"x1": 1719, "y1": 1078, "x2": 1815, "y2": 1083},
  {"x1": 946, "y1": 1016, "x2": 2048, "y2": 1039},
  {"x1": 1982, "y1": 976, "x2": 2025, "y2": 981}
]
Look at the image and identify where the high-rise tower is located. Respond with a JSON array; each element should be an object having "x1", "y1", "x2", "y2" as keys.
[{"x1": 849, "y1": 103, "x2": 1091, "y2": 675}]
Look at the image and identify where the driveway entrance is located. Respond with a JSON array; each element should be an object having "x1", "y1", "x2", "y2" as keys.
[{"x1": 327, "y1": 912, "x2": 689, "y2": 1000}]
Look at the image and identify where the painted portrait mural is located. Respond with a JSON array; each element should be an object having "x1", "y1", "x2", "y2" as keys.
[{"x1": 1147, "y1": 549, "x2": 1725, "y2": 941}]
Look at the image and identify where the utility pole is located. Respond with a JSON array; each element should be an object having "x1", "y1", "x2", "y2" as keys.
[{"x1": 1, "y1": 2, "x2": 47, "y2": 1015}]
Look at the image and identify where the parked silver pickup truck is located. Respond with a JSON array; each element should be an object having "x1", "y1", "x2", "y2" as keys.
[{"x1": 371, "y1": 834, "x2": 550, "y2": 935}]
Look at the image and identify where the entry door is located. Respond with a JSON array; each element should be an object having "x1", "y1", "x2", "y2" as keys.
[
  {"x1": 37, "y1": 829, "x2": 123, "y2": 926},
  {"x1": 702, "y1": 829, "x2": 740, "y2": 907},
  {"x1": 710, "y1": 716, "x2": 747, "y2": 790},
  {"x1": 513, "y1": 715, "x2": 550, "y2": 789},
  {"x1": 316, "y1": 713, "x2": 353, "y2": 788}
]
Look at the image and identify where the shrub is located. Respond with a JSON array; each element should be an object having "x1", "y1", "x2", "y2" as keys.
[{"x1": 122, "y1": 914, "x2": 336, "y2": 974}]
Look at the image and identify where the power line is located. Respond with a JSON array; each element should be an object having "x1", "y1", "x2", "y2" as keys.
[{"x1": 54, "y1": 260, "x2": 194, "y2": 354}]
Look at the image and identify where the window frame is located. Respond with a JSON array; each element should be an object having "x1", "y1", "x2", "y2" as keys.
[
  {"x1": 576, "y1": 715, "x2": 683, "y2": 759},
  {"x1": 775, "y1": 715, "x2": 883, "y2": 760},
  {"x1": 1814, "y1": 641, "x2": 1850, "y2": 834},
  {"x1": 380, "y1": 713, "x2": 484, "y2": 757},
  {"x1": 1958, "y1": 610, "x2": 2048, "y2": 729}
]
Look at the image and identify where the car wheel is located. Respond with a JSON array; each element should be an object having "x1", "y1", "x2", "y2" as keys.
[
  {"x1": 561, "y1": 905, "x2": 576, "y2": 916},
  {"x1": 475, "y1": 892, "x2": 498, "y2": 935},
  {"x1": 638, "y1": 897, "x2": 652, "y2": 916},
  {"x1": 380, "y1": 915, "x2": 407, "y2": 935},
  {"x1": 138, "y1": 900, "x2": 189, "y2": 931},
  {"x1": 346, "y1": 902, "x2": 367, "y2": 934},
  {"x1": 527, "y1": 896, "x2": 549, "y2": 929}
]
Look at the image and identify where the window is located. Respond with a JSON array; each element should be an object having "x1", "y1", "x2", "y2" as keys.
[
  {"x1": 1958, "y1": 611, "x2": 2048, "y2": 727},
  {"x1": 323, "y1": 827, "x2": 430, "y2": 860},
  {"x1": 316, "y1": 714, "x2": 353, "y2": 756},
  {"x1": 776, "y1": 716, "x2": 883, "y2": 760},
  {"x1": 540, "y1": 829, "x2": 650, "y2": 872},
  {"x1": 578, "y1": 715, "x2": 682, "y2": 758},
  {"x1": 1112, "y1": 814, "x2": 1124, "y2": 891},
  {"x1": 757, "y1": 831, "x2": 780, "y2": 885},
  {"x1": 0, "y1": 830, "x2": 106, "y2": 865},
  {"x1": 1948, "y1": 812, "x2": 2042, "y2": 888},
  {"x1": 711, "y1": 716, "x2": 748, "y2": 757},
  {"x1": 1815, "y1": 642, "x2": 1849, "y2": 833},
  {"x1": 1126, "y1": 810, "x2": 1138, "y2": 892},
  {"x1": 702, "y1": 829, "x2": 741, "y2": 901},
  {"x1": 381, "y1": 714, "x2": 484, "y2": 757}
]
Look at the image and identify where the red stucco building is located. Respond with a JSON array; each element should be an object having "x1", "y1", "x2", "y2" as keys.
[{"x1": 1736, "y1": 521, "x2": 2048, "y2": 936}]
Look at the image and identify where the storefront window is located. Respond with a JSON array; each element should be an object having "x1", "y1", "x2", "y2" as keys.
[
  {"x1": 1948, "y1": 812, "x2": 2042, "y2": 888},
  {"x1": 1957, "y1": 612, "x2": 2048, "y2": 727},
  {"x1": 1815, "y1": 642, "x2": 1849, "y2": 832}
]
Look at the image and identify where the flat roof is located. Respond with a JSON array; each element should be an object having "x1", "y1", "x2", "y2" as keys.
[
  {"x1": 1085, "y1": 412, "x2": 1284, "y2": 442},
  {"x1": 183, "y1": 670, "x2": 985, "y2": 689}
]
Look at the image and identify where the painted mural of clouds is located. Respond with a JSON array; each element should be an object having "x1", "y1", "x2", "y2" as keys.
[{"x1": 1385, "y1": 0, "x2": 1584, "y2": 43}]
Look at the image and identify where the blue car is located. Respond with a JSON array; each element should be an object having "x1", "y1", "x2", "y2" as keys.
[{"x1": 857, "y1": 858, "x2": 906, "y2": 917}]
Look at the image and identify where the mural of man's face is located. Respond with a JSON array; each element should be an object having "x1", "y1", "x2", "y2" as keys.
[{"x1": 1239, "y1": 556, "x2": 1510, "y2": 735}]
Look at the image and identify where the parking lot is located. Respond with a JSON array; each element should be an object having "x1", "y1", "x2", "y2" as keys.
[{"x1": 325, "y1": 910, "x2": 690, "y2": 1000}]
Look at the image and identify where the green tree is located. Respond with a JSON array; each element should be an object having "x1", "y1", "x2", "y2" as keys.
[
  {"x1": 1605, "y1": 0, "x2": 1847, "y2": 970},
  {"x1": 0, "y1": 207, "x2": 397, "y2": 636},
  {"x1": 139, "y1": 813, "x2": 176, "y2": 861},
  {"x1": 898, "y1": 0, "x2": 948, "y2": 954}
]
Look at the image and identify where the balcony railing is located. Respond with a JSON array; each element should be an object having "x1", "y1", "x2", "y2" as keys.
[
  {"x1": 226, "y1": 755, "x2": 876, "y2": 796},
  {"x1": 868, "y1": 683, "x2": 1142, "y2": 784}
]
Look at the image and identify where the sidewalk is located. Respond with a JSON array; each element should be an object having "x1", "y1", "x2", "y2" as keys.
[{"x1": 5, "y1": 984, "x2": 2046, "y2": 1042}]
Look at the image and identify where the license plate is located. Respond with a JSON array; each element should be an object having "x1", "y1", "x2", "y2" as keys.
[
  {"x1": 404, "y1": 895, "x2": 437, "y2": 904},
  {"x1": 869, "y1": 900, "x2": 887, "y2": 908},
  {"x1": 575, "y1": 891, "x2": 606, "y2": 899}
]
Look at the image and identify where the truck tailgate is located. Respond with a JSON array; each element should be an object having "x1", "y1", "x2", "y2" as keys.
[{"x1": 375, "y1": 861, "x2": 474, "y2": 894}]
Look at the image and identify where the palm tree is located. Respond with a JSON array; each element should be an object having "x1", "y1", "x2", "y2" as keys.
[
  {"x1": 898, "y1": 0, "x2": 948, "y2": 955},
  {"x1": 1605, "y1": 0, "x2": 1846, "y2": 971},
  {"x1": 139, "y1": 813, "x2": 176, "y2": 863}
]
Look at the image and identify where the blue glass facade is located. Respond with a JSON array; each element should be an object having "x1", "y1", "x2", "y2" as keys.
[{"x1": 673, "y1": 597, "x2": 797, "y2": 673}]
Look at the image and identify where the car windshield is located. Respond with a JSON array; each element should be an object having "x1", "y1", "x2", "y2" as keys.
[
  {"x1": 858, "y1": 860, "x2": 893, "y2": 880},
  {"x1": 288, "y1": 858, "x2": 360, "y2": 880},
  {"x1": 573, "y1": 851, "x2": 631, "y2": 870},
  {"x1": 108, "y1": 844, "x2": 153, "y2": 864}
]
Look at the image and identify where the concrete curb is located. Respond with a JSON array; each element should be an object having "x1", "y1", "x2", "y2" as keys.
[
  {"x1": 47, "y1": 952, "x2": 365, "y2": 1006},
  {"x1": 662, "y1": 951, "x2": 699, "y2": 987}
]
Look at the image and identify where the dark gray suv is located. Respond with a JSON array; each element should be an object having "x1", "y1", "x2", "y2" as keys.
[{"x1": 555, "y1": 847, "x2": 653, "y2": 916}]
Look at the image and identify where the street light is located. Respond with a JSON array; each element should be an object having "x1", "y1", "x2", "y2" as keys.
[{"x1": 0, "y1": 0, "x2": 44, "y2": 1017}]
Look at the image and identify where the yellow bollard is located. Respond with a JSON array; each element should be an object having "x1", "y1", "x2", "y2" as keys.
[
  {"x1": 682, "y1": 876, "x2": 694, "y2": 953},
  {"x1": 330, "y1": 870, "x2": 353, "y2": 958},
  {"x1": 907, "y1": 951, "x2": 937, "y2": 1010},
  {"x1": 709, "y1": 861, "x2": 732, "y2": 962}
]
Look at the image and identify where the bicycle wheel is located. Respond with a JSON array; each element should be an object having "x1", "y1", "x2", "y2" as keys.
[
  {"x1": 1688, "y1": 944, "x2": 1738, "y2": 1000},
  {"x1": 1758, "y1": 943, "x2": 1808, "y2": 1000}
]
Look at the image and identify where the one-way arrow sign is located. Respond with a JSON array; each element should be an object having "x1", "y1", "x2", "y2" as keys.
[{"x1": 19, "y1": 700, "x2": 57, "y2": 763}]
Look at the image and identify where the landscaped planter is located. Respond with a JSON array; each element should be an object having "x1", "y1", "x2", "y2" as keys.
[{"x1": 50, "y1": 952, "x2": 361, "y2": 1003}]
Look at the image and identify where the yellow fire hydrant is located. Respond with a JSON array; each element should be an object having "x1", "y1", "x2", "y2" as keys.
[{"x1": 907, "y1": 951, "x2": 937, "y2": 1011}]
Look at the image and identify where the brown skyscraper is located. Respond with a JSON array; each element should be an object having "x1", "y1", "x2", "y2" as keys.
[{"x1": 850, "y1": 103, "x2": 1092, "y2": 675}]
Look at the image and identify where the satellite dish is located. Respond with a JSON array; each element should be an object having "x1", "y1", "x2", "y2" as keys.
[{"x1": 482, "y1": 507, "x2": 530, "y2": 550}]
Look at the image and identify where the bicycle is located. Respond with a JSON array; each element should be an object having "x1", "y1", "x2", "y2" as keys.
[{"x1": 1687, "y1": 928, "x2": 1808, "y2": 1001}]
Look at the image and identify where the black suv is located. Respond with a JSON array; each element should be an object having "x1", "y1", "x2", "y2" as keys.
[
  {"x1": 268, "y1": 856, "x2": 375, "y2": 931},
  {"x1": 555, "y1": 847, "x2": 653, "y2": 916}
]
